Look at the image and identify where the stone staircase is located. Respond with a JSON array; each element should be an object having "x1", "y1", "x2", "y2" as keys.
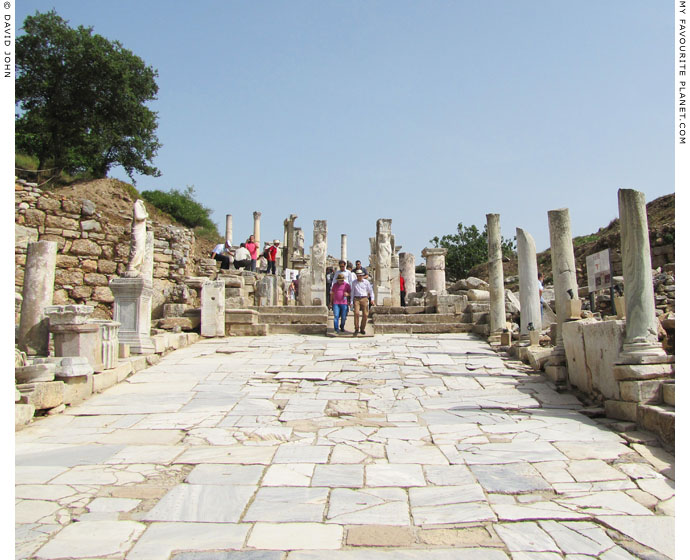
[
  {"x1": 253, "y1": 306, "x2": 328, "y2": 335},
  {"x1": 637, "y1": 378, "x2": 675, "y2": 449},
  {"x1": 370, "y1": 306, "x2": 474, "y2": 334}
]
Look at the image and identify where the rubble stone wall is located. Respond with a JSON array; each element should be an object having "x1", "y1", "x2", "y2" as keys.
[{"x1": 15, "y1": 181, "x2": 198, "y2": 319}]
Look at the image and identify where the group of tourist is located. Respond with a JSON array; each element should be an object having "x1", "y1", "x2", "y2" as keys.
[
  {"x1": 211, "y1": 235, "x2": 280, "y2": 274},
  {"x1": 326, "y1": 259, "x2": 377, "y2": 335}
]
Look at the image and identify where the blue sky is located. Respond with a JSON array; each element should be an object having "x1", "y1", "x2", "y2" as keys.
[{"x1": 13, "y1": 1, "x2": 674, "y2": 262}]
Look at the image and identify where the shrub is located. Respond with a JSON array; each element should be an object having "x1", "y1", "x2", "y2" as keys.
[{"x1": 141, "y1": 185, "x2": 218, "y2": 235}]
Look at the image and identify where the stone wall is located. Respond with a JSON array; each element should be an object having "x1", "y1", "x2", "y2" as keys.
[{"x1": 15, "y1": 180, "x2": 197, "y2": 319}]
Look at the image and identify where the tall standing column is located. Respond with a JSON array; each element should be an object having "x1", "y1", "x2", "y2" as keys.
[
  {"x1": 516, "y1": 228, "x2": 542, "y2": 339},
  {"x1": 618, "y1": 189, "x2": 665, "y2": 359},
  {"x1": 374, "y1": 219, "x2": 393, "y2": 305},
  {"x1": 341, "y1": 234, "x2": 347, "y2": 262},
  {"x1": 225, "y1": 214, "x2": 233, "y2": 246},
  {"x1": 400, "y1": 252, "x2": 416, "y2": 303},
  {"x1": 487, "y1": 213, "x2": 506, "y2": 336},
  {"x1": 547, "y1": 208, "x2": 579, "y2": 361},
  {"x1": 253, "y1": 211, "x2": 262, "y2": 248},
  {"x1": 18, "y1": 240, "x2": 58, "y2": 355},
  {"x1": 422, "y1": 248, "x2": 447, "y2": 294}
]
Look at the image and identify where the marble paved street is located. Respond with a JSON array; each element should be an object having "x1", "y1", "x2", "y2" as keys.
[{"x1": 15, "y1": 334, "x2": 675, "y2": 559}]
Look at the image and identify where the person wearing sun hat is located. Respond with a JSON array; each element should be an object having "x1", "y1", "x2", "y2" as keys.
[
  {"x1": 351, "y1": 269, "x2": 375, "y2": 336},
  {"x1": 266, "y1": 239, "x2": 280, "y2": 275}
]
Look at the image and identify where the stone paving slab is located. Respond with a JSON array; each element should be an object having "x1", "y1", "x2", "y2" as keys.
[{"x1": 13, "y1": 333, "x2": 675, "y2": 559}]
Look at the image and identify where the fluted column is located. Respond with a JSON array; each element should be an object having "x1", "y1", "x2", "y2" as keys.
[
  {"x1": 547, "y1": 208, "x2": 578, "y2": 360},
  {"x1": 618, "y1": 189, "x2": 665, "y2": 359},
  {"x1": 487, "y1": 214, "x2": 506, "y2": 334},
  {"x1": 517, "y1": 228, "x2": 541, "y2": 339},
  {"x1": 341, "y1": 234, "x2": 347, "y2": 262}
]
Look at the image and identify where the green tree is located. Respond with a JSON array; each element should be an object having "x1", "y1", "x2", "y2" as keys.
[
  {"x1": 431, "y1": 223, "x2": 516, "y2": 281},
  {"x1": 15, "y1": 10, "x2": 161, "y2": 181}
]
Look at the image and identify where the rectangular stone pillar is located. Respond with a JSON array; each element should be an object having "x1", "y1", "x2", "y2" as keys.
[
  {"x1": 309, "y1": 220, "x2": 328, "y2": 306},
  {"x1": 201, "y1": 280, "x2": 226, "y2": 337},
  {"x1": 90, "y1": 320, "x2": 120, "y2": 370},
  {"x1": 374, "y1": 219, "x2": 393, "y2": 305},
  {"x1": 46, "y1": 305, "x2": 103, "y2": 373}
]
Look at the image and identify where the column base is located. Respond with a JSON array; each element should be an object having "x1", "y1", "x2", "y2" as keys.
[{"x1": 619, "y1": 340, "x2": 667, "y2": 364}]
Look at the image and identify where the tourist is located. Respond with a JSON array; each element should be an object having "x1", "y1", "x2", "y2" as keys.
[
  {"x1": 266, "y1": 240, "x2": 279, "y2": 275},
  {"x1": 337, "y1": 260, "x2": 355, "y2": 288},
  {"x1": 538, "y1": 271, "x2": 544, "y2": 318},
  {"x1": 330, "y1": 272, "x2": 351, "y2": 334},
  {"x1": 351, "y1": 269, "x2": 375, "y2": 336},
  {"x1": 246, "y1": 235, "x2": 259, "y2": 272},
  {"x1": 325, "y1": 267, "x2": 334, "y2": 307},
  {"x1": 354, "y1": 260, "x2": 368, "y2": 278},
  {"x1": 257, "y1": 244, "x2": 268, "y2": 273},
  {"x1": 233, "y1": 243, "x2": 251, "y2": 270},
  {"x1": 211, "y1": 240, "x2": 231, "y2": 270},
  {"x1": 400, "y1": 275, "x2": 406, "y2": 307}
]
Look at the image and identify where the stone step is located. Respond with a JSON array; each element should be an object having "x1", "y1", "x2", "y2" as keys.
[
  {"x1": 259, "y1": 313, "x2": 327, "y2": 325},
  {"x1": 372, "y1": 314, "x2": 461, "y2": 324},
  {"x1": 637, "y1": 403, "x2": 675, "y2": 448},
  {"x1": 472, "y1": 324, "x2": 490, "y2": 336},
  {"x1": 370, "y1": 306, "x2": 427, "y2": 315},
  {"x1": 227, "y1": 323, "x2": 268, "y2": 336},
  {"x1": 662, "y1": 382, "x2": 675, "y2": 406},
  {"x1": 373, "y1": 323, "x2": 474, "y2": 335},
  {"x1": 267, "y1": 324, "x2": 328, "y2": 335},
  {"x1": 252, "y1": 305, "x2": 326, "y2": 314}
]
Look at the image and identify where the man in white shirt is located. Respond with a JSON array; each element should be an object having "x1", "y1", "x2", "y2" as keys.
[
  {"x1": 337, "y1": 260, "x2": 355, "y2": 287},
  {"x1": 351, "y1": 269, "x2": 375, "y2": 336},
  {"x1": 211, "y1": 241, "x2": 231, "y2": 270},
  {"x1": 233, "y1": 243, "x2": 251, "y2": 270}
]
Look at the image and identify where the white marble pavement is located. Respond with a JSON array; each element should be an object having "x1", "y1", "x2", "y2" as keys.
[{"x1": 15, "y1": 333, "x2": 674, "y2": 559}]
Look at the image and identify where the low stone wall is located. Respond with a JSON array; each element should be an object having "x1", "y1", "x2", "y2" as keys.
[{"x1": 15, "y1": 180, "x2": 197, "y2": 319}]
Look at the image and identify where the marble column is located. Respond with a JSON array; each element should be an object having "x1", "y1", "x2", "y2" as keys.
[
  {"x1": 341, "y1": 234, "x2": 347, "y2": 262},
  {"x1": 399, "y1": 252, "x2": 416, "y2": 303},
  {"x1": 516, "y1": 228, "x2": 542, "y2": 340},
  {"x1": 618, "y1": 189, "x2": 665, "y2": 359},
  {"x1": 310, "y1": 220, "x2": 328, "y2": 306},
  {"x1": 253, "y1": 211, "x2": 262, "y2": 248},
  {"x1": 547, "y1": 208, "x2": 579, "y2": 361},
  {"x1": 18, "y1": 240, "x2": 58, "y2": 355},
  {"x1": 225, "y1": 214, "x2": 233, "y2": 246},
  {"x1": 422, "y1": 248, "x2": 447, "y2": 294},
  {"x1": 486, "y1": 213, "x2": 506, "y2": 334}
]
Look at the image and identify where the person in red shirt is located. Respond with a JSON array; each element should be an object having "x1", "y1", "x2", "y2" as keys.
[
  {"x1": 267, "y1": 240, "x2": 279, "y2": 275},
  {"x1": 400, "y1": 275, "x2": 406, "y2": 307},
  {"x1": 246, "y1": 235, "x2": 258, "y2": 272}
]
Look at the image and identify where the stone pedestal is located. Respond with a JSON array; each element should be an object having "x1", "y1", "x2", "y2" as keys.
[
  {"x1": 516, "y1": 228, "x2": 541, "y2": 339},
  {"x1": 201, "y1": 280, "x2": 226, "y2": 337},
  {"x1": 18, "y1": 241, "x2": 58, "y2": 355},
  {"x1": 90, "y1": 320, "x2": 120, "y2": 369},
  {"x1": 486, "y1": 214, "x2": 506, "y2": 336},
  {"x1": 54, "y1": 357, "x2": 94, "y2": 404},
  {"x1": 225, "y1": 214, "x2": 233, "y2": 245},
  {"x1": 50, "y1": 323, "x2": 103, "y2": 373},
  {"x1": 547, "y1": 208, "x2": 579, "y2": 364},
  {"x1": 618, "y1": 189, "x2": 666, "y2": 360},
  {"x1": 422, "y1": 248, "x2": 447, "y2": 294},
  {"x1": 253, "y1": 211, "x2": 262, "y2": 248},
  {"x1": 110, "y1": 277, "x2": 155, "y2": 354},
  {"x1": 46, "y1": 305, "x2": 103, "y2": 372}
]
